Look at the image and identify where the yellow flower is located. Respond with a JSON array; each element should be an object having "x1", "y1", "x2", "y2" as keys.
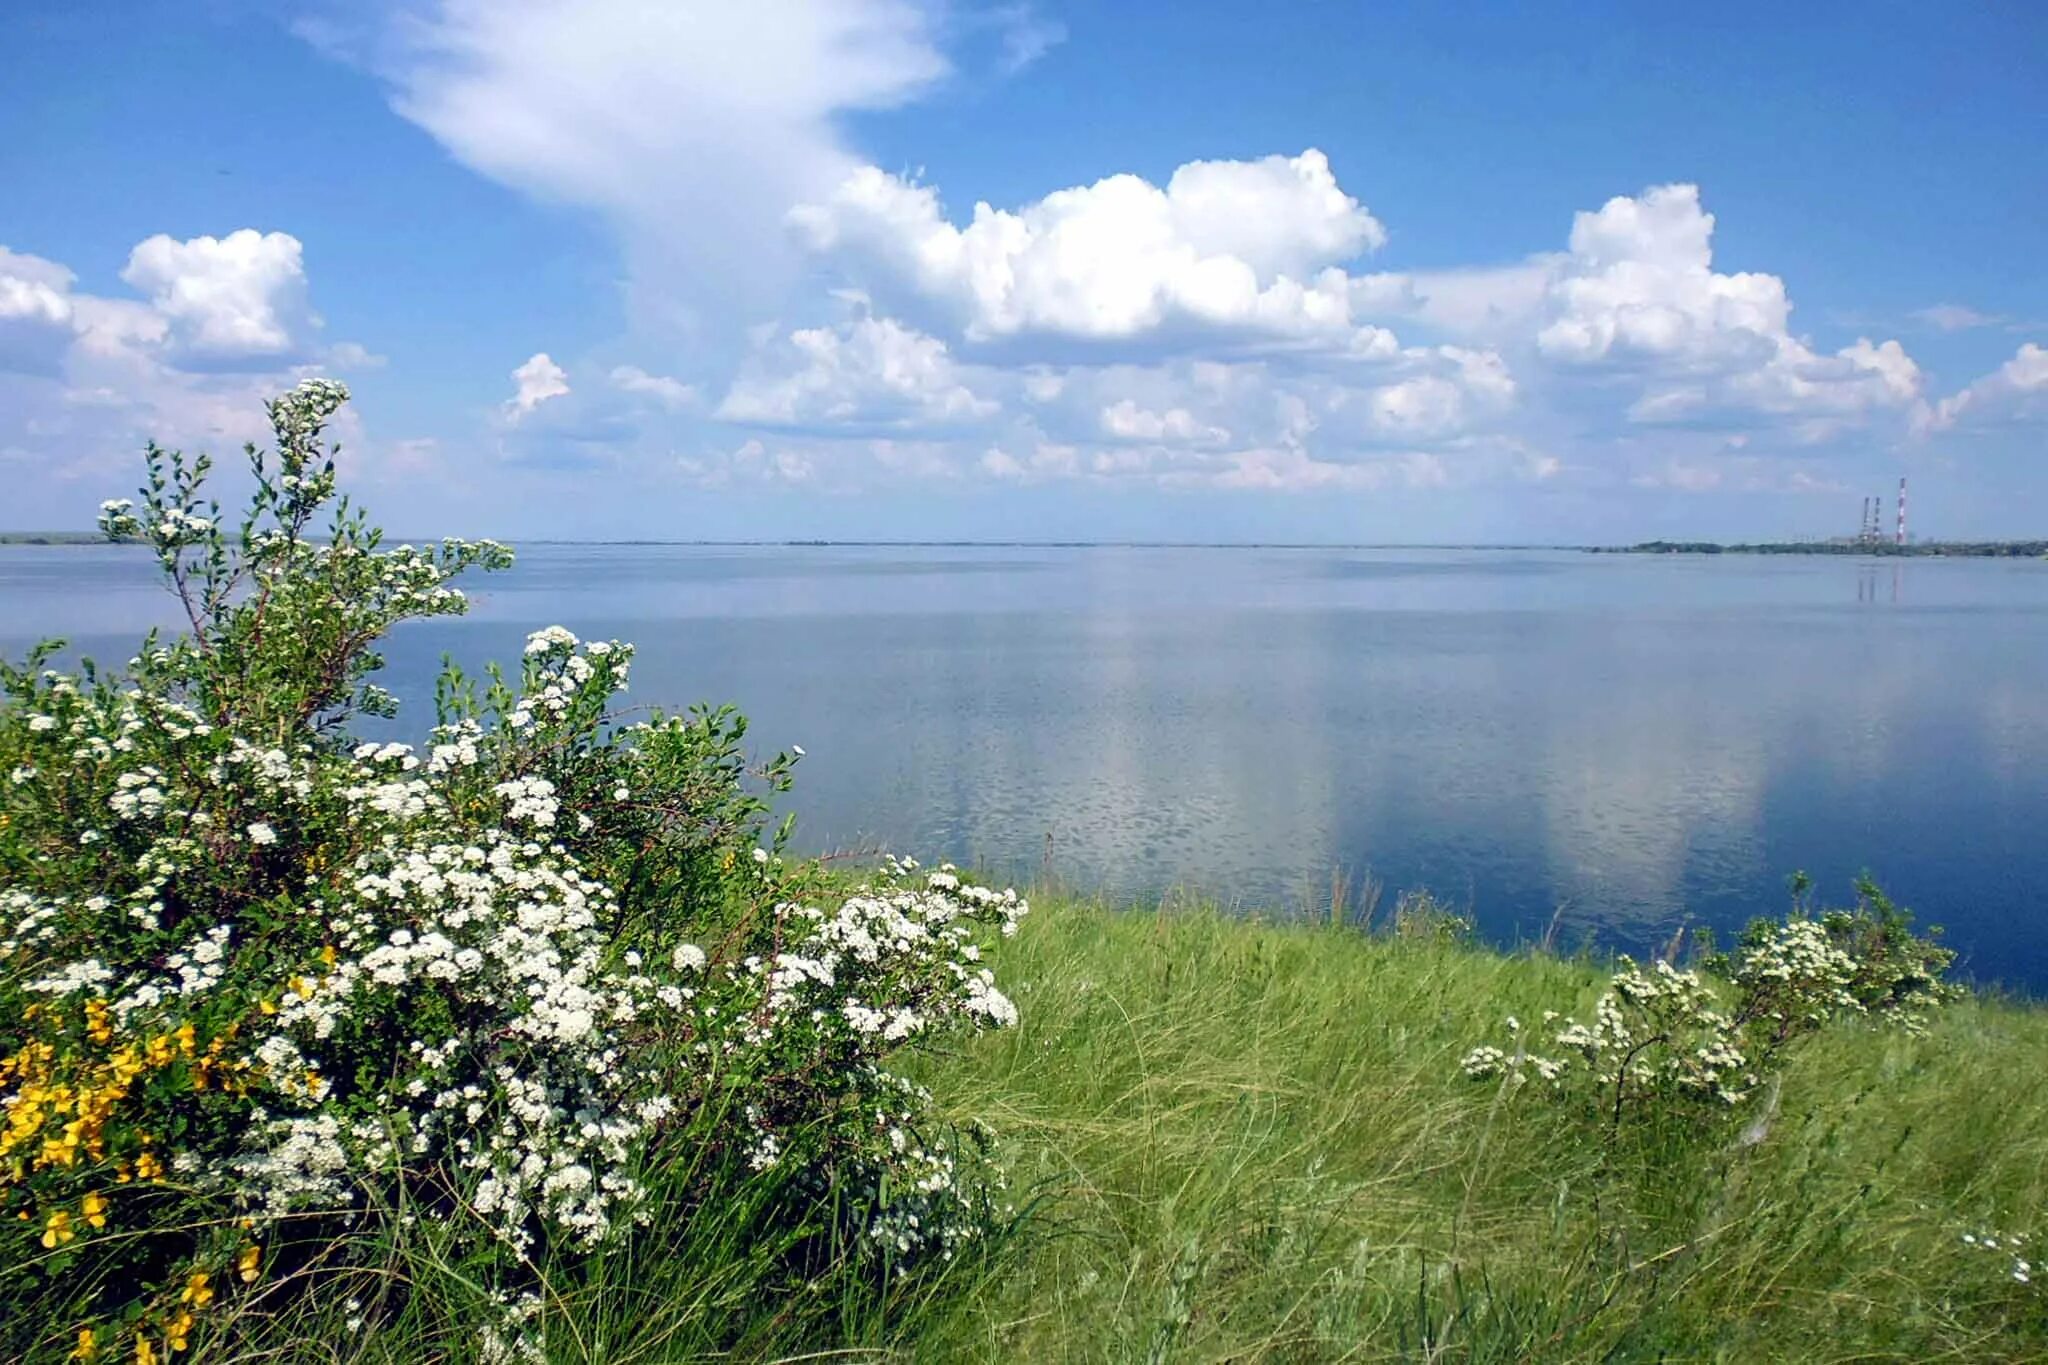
[
  {"x1": 181, "y1": 1272, "x2": 213, "y2": 1308},
  {"x1": 72, "y1": 1328, "x2": 98, "y2": 1360},
  {"x1": 82, "y1": 1191, "x2": 108, "y2": 1229},
  {"x1": 134, "y1": 1336, "x2": 157, "y2": 1365},
  {"x1": 42, "y1": 1209, "x2": 75, "y2": 1248},
  {"x1": 320, "y1": 944, "x2": 338, "y2": 969},
  {"x1": 134, "y1": 1151, "x2": 164, "y2": 1180},
  {"x1": 165, "y1": 1312, "x2": 193, "y2": 1353},
  {"x1": 84, "y1": 1000, "x2": 113, "y2": 1045},
  {"x1": 236, "y1": 1244, "x2": 261, "y2": 1282}
]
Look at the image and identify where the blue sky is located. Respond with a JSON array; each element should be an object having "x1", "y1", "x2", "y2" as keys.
[{"x1": 3, "y1": 0, "x2": 2043, "y2": 542}]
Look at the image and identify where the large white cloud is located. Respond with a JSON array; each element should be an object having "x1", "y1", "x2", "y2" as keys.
[
  {"x1": 120, "y1": 229, "x2": 315, "y2": 365},
  {"x1": 348, "y1": 0, "x2": 951, "y2": 339},
  {"x1": 789, "y1": 149, "x2": 1392, "y2": 347},
  {"x1": 1536, "y1": 184, "x2": 1789, "y2": 364},
  {"x1": 1534, "y1": 186, "x2": 1924, "y2": 428},
  {"x1": 1338, "y1": 183, "x2": 1926, "y2": 444},
  {"x1": 1924, "y1": 342, "x2": 2048, "y2": 431}
]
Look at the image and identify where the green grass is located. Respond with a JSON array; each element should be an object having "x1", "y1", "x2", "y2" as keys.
[
  {"x1": 890, "y1": 896, "x2": 2048, "y2": 1362},
  {"x1": 171, "y1": 894, "x2": 2048, "y2": 1362}
]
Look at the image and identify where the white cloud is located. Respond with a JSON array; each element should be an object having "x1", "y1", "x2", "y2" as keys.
[
  {"x1": 120, "y1": 229, "x2": 314, "y2": 364},
  {"x1": 1536, "y1": 185, "x2": 1789, "y2": 364},
  {"x1": 350, "y1": 0, "x2": 949, "y2": 337},
  {"x1": 1099, "y1": 399, "x2": 1227, "y2": 444},
  {"x1": 1521, "y1": 185, "x2": 1925, "y2": 429},
  {"x1": 274, "y1": 5, "x2": 2039, "y2": 521},
  {"x1": 994, "y1": 7, "x2": 1066, "y2": 74},
  {"x1": 505, "y1": 352, "x2": 570, "y2": 419},
  {"x1": 0, "y1": 232, "x2": 414, "y2": 532},
  {"x1": 1913, "y1": 303, "x2": 2004, "y2": 332},
  {"x1": 717, "y1": 315, "x2": 995, "y2": 427},
  {"x1": 1924, "y1": 342, "x2": 2048, "y2": 431},
  {"x1": 0, "y1": 247, "x2": 78, "y2": 375},
  {"x1": 609, "y1": 364, "x2": 697, "y2": 409},
  {"x1": 789, "y1": 149, "x2": 1391, "y2": 347}
]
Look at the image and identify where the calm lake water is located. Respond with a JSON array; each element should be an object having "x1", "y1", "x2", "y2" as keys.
[{"x1": 5, "y1": 543, "x2": 2045, "y2": 989}]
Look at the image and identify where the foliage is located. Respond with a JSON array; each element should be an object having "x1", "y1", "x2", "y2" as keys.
[
  {"x1": 0, "y1": 382, "x2": 1025, "y2": 1362},
  {"x1": 1459, "y1": 875, "x2": 1955, "y2": 1125},
  {"x1": 1380, "y1": 889, "x2": 1474, "y2": 945}
]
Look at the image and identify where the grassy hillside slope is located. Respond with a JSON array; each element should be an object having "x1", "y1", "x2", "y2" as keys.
[{"x1": 902, "y1": 899, "x2": 2048, "y2": 1362}]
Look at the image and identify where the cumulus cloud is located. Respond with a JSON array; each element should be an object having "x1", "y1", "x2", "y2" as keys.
[
  {"x1": 268, "y1": 4, "x2": 2040, "y2": 521},
  {"x1": 1513, "y1": 185, "x2": 1923, "y2": 432},
  {"x1": 0, "y1": 247, "x2": 78, "y2": 375},
  {"x1": 1535, "y1": 185, "x2": 1789, "y2": 364},
  {"x1": 505, "y1": 352, "x2": 570, "y2": 420},
  {"x1": 0, "y1": 234, "x2": 430, "y2": 530},
  {"x1": 789, "y1": 149, "x2": 1392, "y2": 348},
  {"x1": 120, "y1": 229, "x2": 315, "y2": 365},
  {"x1": 717, "y1": 315, "x2": 995, "y2": 428},
  {"x1": 1924, "y1": 342, "x2": 2048, "y2": 431}
]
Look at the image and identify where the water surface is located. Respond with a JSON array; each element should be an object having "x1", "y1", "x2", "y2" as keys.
[{"x1": 5, "y1": 543, "x2": 2044, "y2": 988}]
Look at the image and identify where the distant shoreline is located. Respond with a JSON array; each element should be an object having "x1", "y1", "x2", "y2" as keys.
[
  {"x1": 4, "y1": 531, "x2": 2042, "y2": 556},
  {"x1": 1595, "y1": 539, "x2": 2048, "y2": 557}
]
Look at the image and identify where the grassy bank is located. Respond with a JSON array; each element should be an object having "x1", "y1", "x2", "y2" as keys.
[{"x1": 891, "y1": 896, "x2": 2048, "y2": 1362}]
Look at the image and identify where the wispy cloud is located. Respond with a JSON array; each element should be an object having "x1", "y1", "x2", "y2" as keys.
[{"x1": 1912, "y1": 302, "x2": 2006, "y2": 332}]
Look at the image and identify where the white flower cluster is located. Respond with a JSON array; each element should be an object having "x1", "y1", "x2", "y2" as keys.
[
  {"x1": 32, "y1": 633, "x2": 1028, "y2": 1289},
  {"x1": 713, "y1": 863, "x2": 1027, "y2": 1261},
  {"x1": 1962, "y1": 1229, "x2": 2035, "y2": 1287},
  {"x1": 1462, "y1": 957, "x2": 1756, "y2": 1106},
  {"x1": 1730, "y1": 917, "x2": 1863, "y2": 1032},
  {"x1": 9, "y1": 423, "x2": 1030, "y2": 1363},
  {"x1": 1462, "y1": 908, "x2": 1954, "y2": 1124}
]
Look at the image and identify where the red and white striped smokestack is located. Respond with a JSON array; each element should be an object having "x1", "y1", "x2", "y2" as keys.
[{"x1": 1897, "y1": 476, "x2": 1907, "y2": 546}]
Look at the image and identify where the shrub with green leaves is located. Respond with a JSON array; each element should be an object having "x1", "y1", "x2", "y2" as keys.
[
  {"x1": 0, "y1": 381, "x2": 1025, "y2": 1362},
  {"x1": 1461, "y1": 879, "x2": 1954, "y2": 1125}
]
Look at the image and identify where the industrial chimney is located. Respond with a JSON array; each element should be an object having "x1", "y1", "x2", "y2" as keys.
[{"x1": 1897, "y1": 476, "x2": 1907, "y2": 546}]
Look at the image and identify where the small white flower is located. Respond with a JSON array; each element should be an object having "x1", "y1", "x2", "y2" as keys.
[{"x1": 248, "y1": 822, "x2": 278, "y2": 845}]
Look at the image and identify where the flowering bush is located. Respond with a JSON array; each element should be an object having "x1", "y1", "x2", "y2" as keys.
[
  {"x1": 0, "y1": 382, "x2": 1026, "y2": 1361},
  {"x1": 1460, "y1": 886, "x2": 1954, "y2": 1126},
  {"x1": 1961, "y1": 1228, "x2": 2036, "y2": 1290}
]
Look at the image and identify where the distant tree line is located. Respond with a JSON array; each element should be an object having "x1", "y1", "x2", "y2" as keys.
[{"x1": 1593, "y1": 540, "x2": 2048, "y2": 558}]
